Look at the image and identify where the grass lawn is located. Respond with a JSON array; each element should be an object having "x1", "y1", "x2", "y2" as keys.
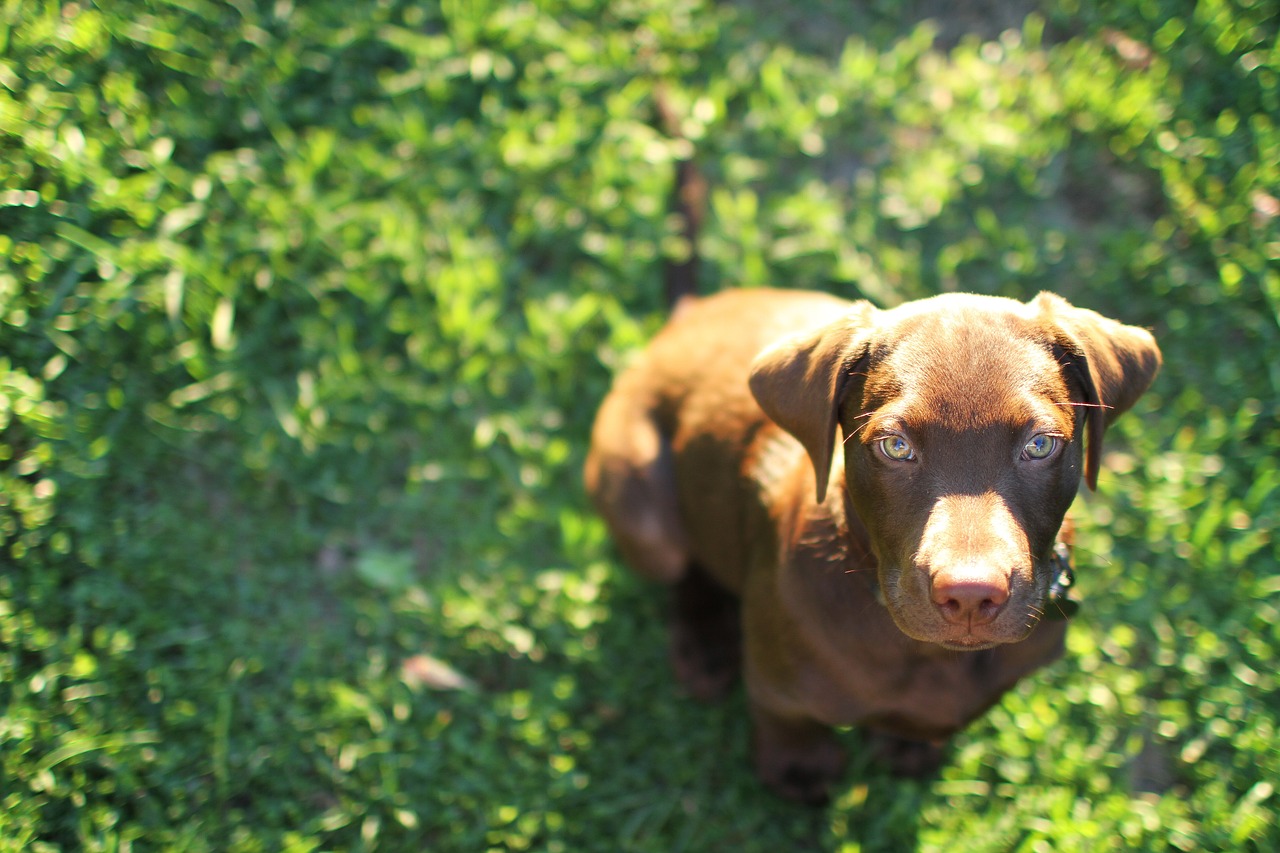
[{"x1": 1, "y1": 0, "x2": 1277, "y2": 850}]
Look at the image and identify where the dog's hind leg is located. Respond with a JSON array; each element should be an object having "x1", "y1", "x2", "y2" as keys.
[
  {"x1": 584, "y1": 391, "x2": 689, "y2": 584},
  {"x1": 585, "y1": 382, "x2": 741, "y2": 699}
]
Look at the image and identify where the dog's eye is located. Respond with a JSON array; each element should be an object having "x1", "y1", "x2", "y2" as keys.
[
  {"x1": 1023, "y1": 434, "x2": 1058, "y2": 460},
  {"x1": 879, "y1": 436, "x2": 915, "y2": 461}
]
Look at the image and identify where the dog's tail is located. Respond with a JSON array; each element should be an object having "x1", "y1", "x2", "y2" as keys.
[{"x1": 654, "y1": 88, "x2": 706, "y2": 310}]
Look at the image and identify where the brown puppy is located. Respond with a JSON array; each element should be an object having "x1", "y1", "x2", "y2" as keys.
[{"x1": 585, "y1": 287, "x2": 1160, "y2": 802}]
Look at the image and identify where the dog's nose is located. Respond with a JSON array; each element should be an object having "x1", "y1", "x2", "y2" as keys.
[{"x1": 930, "y1": 572, "x2": 1009, "y2": 625}]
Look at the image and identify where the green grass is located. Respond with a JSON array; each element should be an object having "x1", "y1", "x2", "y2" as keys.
[{"x1": 1, "y1": 0, "x2": 1277, "y2": 850}]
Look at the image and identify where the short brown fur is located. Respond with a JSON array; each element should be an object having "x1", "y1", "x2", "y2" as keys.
[{"x1": 585, "y1": 287, "x2": 1160, "y2": 802}]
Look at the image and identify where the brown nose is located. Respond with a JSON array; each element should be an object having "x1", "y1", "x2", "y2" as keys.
[{"x1": 931, "y1": 573, "x2": 1010, "y2": 625}]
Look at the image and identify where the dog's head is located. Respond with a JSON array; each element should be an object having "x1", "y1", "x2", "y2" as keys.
[{"x1": 749, "y1": 293, "x2": 1161, "y2": 650}]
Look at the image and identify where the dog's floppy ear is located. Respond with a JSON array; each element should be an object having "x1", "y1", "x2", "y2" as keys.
[
  {"x1": 1031, "y1": 293, "x2": 1162, "y2": 491},
  {"x1": 748, "y1": 302, "x2": 878, "y2": 504}
]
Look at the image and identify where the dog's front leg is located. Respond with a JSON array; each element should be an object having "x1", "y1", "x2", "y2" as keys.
[
  {"x1": 748, "y1": 703, "x2": 847, "y2": 804},
  {"x1": 669, "y1": 562, "x2": 742, "y2": 702}
]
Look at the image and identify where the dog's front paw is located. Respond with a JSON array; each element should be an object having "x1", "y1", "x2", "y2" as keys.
[
  {"x1": 751, "y1": 713, "x2": 847, "y2": 805},
  {"x1": 868, "y1": 732, "x2": 946, "y2": 778},
  {"x1": 671, "y1": 627, "x2": 740, "y2": 701}
]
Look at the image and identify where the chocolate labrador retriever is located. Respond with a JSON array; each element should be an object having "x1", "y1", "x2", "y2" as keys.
[{"x1": 585, "y1": 285, "x2": 1160, "y2": 802}]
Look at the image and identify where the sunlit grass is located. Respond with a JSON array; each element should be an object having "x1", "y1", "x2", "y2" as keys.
[{"x1": 1, "y1": 0, "x2": 1276, "y2": 850}]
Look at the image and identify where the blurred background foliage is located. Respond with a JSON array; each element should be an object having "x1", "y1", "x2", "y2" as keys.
[{"x1": 0, "y1": 0, "x2": 1277, "y2": 850}]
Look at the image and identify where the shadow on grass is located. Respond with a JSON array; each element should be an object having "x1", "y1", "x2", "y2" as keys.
[{"x1": 726, "y1": 0, "x2": 1049, "y2": 58}]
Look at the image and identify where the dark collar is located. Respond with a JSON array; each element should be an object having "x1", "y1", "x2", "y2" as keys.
[{"x1": 1045, "y1": 541, "x2": 1079, "y2": 621}]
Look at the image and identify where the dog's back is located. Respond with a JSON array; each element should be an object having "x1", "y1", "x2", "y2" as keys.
[{"x1": 585, "y1": 288, "x2": 849, "y2": 591}]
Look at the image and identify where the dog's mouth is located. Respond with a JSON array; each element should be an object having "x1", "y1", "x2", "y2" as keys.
[
  {"x1": 937, "y1": 637, "x2": 1002, "y2": 652},
  {"x1": 900, "y1": 618, "x2": 1038, "y2": 650},
  {"x1": 878, "y1": 595, "x2": 1043, "y2": 648}
]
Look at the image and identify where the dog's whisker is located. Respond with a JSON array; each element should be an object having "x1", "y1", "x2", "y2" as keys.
[
  {"x1": 1067, "y1": 545, "x2": 1112, "y2": 568},
  {"x1": 1052, "y1": 401, "x2": 1113, "y2": 410},
  {"x1": 844, "y1": 412, "x2": 878, "y2": 444}
]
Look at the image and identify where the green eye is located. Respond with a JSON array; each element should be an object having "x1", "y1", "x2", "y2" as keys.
[
  {"x1": 879, "y1": 435, "x2": 915, "y2": 461},
  {"x1": 1024, "y1": 434, "x2": 1058, "y2": 460}
]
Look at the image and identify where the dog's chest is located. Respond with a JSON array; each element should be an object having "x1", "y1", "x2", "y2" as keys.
[
  {"x1": 800, "y1": 642, "x2": 1009, "y2": 738},
  {"x1": 862, "y1": 652, "x2": 1007, "y2": 738}
]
